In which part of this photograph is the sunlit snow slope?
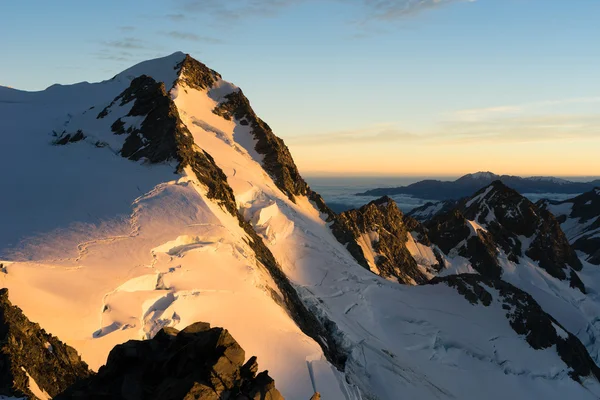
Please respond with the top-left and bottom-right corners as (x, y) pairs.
(2, 53), (600, 400)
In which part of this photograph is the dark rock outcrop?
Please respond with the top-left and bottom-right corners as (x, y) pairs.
(538, 188), (600, 265)
(427, 209), (503, 280)
(175, 54), (221, 91)
(425, 181), (584, 291)
(331, 197), (429, 284)
(211, 89), (334, 220)
(53, 129), (86, 145)
(96, 75), (184, 163)
(429, 274), (600, 383)
(55, 322), (283, 400)
(0, 289), (91, 399)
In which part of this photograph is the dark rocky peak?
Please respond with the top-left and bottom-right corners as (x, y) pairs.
(104, 75), (183, 163)
(55, 322), (287, 400)
(175, 54), (222, 91)
(426, 209), (503, 279)
(462, 181), (538, 237)
(0, 289), (91, 399)
(425, 182), (585, 290)
(331, 197), (429, 284)
(429, 274), (600, 383)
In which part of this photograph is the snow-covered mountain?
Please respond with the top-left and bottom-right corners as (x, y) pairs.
(538, 188), (600, 265)
(2, 52), (600, 399)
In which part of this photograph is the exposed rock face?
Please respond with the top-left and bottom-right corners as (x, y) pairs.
(175, 54), (221, 91)
(425, 181), (584, 291)
(0, 289), (91, 399)
(96, 75), (183, 163)
(427, 209), (503, 280)
(53, 129), (85, 145)
(428, 275), (600, 383)
(211, 88), (334, 220)
(538, 188), (600, 265)
(55, 322), (283, 400)
(331, 197), (429, 284)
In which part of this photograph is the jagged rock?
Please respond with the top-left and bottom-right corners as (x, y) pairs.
(538, 188), (600, 265)
(429, 274), (600, 383)
(210, 87), (334, 220)
(97, 75), (185, 163)
(55, 322), (284, 400)
(425, 181), (584, 291)
(0, 289), (91, 399)
(175, 54), (221, 91)
(331, 196), (428, 284)
(427, 209), (503, 280)
(53, 129), (86, 145)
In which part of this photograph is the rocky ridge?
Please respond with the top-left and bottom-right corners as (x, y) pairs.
(0, 289), (91, 399)
(538, 188), (600, 265)
(426, 181), (585, 291)
(331, 196), (430, 284)
(55, 322), (287, 400)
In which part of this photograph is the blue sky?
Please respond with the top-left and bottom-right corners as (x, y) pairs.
(2, 0), (599, 176)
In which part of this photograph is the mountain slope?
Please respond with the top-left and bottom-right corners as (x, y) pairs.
(2, 53), (600, 399)
(538, 188), (600, 265)
(357, 171), (597, 201)
(404, 182), (600, 365)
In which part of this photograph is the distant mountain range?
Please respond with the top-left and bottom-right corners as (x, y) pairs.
(357, 171), (600, 201)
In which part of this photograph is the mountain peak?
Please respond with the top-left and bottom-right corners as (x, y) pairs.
(459, 171), (499, 181)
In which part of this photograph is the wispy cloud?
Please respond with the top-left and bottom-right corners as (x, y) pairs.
(286, 123), (421, 146)
(167, 13), (187, 21)
(118, 26), (136, 32)
(162, 30), (224, 43)
(287, 110), (600, 148)
(102, 37), (147, 50)
(176, 0), (474, 21)
(362, 0), (476, 19)
(450, 97), (600, 122)
(439, 114), (600, 144)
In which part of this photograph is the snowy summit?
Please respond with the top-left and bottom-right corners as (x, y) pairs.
(1, 53), (600, 400)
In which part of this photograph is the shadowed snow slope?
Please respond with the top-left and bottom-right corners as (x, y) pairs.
(2, 53), (600, 400)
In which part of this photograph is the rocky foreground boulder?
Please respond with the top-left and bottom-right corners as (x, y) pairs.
(0, 288), (91, 399)
(55, 322), (286, 400)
